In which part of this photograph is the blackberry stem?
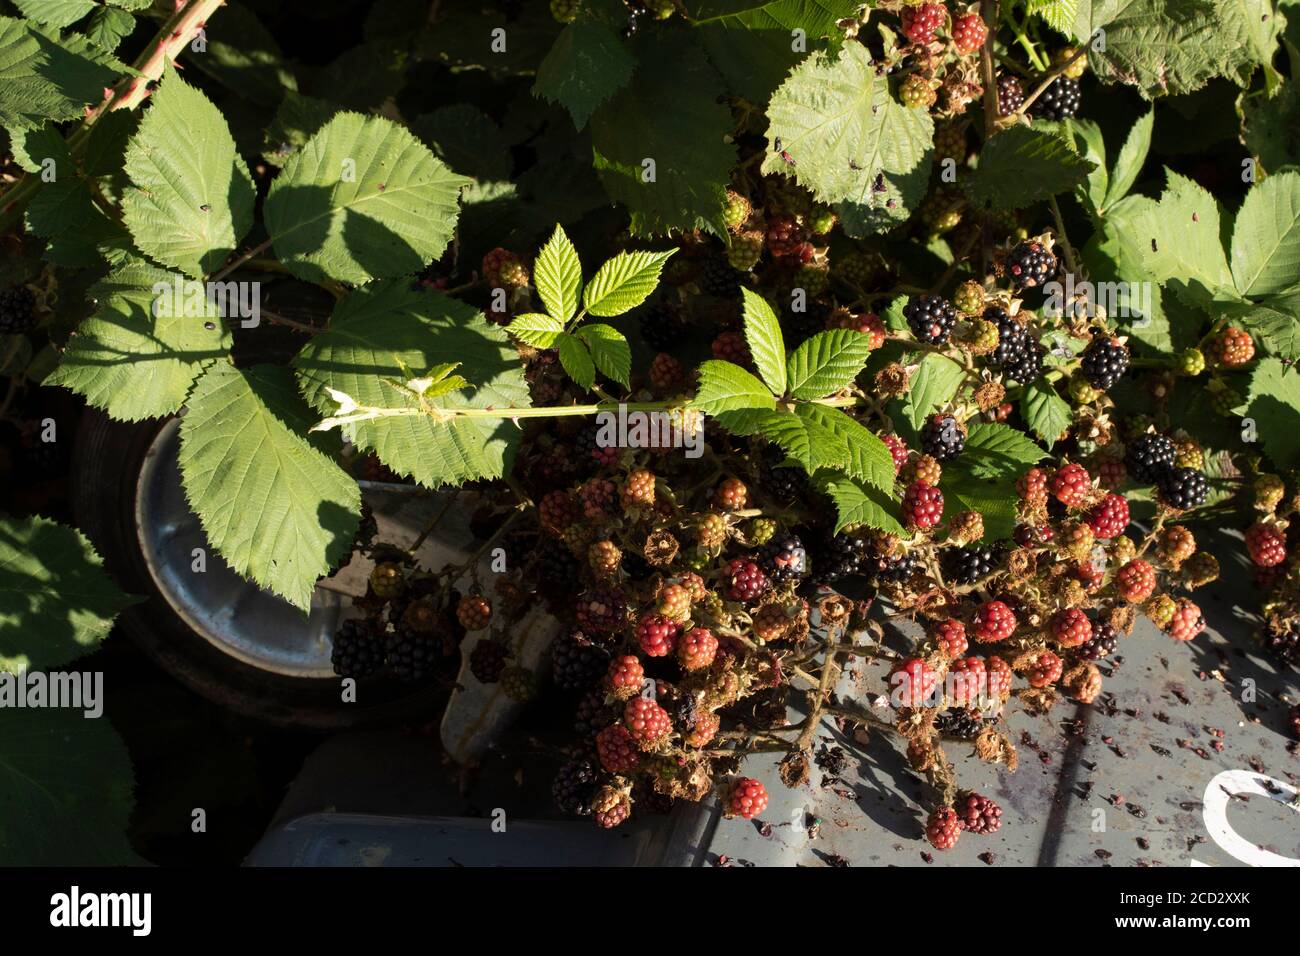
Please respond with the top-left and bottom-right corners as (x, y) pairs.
(1047, 195), (1079, 275)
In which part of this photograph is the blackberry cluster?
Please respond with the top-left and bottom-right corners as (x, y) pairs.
(0, 285), (37, 333)
(1005, 241), (1058, 289)
(903, 294), (957, 344)
(551, 632), (609, 692)
(330, 619), (385, 678)
(385, 627), (441, 682)
(996, 74), (1024, 116)
(1080, 335), (1130, 391)
(944, 545), (1000, 585)
(1125, 433), (1176, 484)
(1157, 467), (1209, 511)
(1030, 76), (1082, 120)
(640, 303), (689, 351)
(763, 535), (809, 583)
(700, 258), (743, 297)
(936, 707), (983, 740)
(921, 414), (965, 462)
(813, 534), (868, 585)
(553, 760), (598, 816)
(1078, 622), (1117, 660)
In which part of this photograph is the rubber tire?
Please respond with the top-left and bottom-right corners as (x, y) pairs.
(72, 408), (449, 729)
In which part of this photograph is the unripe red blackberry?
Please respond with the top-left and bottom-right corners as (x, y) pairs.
(1165, 598), (1205, 642)
(1017, 466), (1048, 503)
(948, 657), (986, 707)
(890, 657), (939, 708)
(1050, 607), (1092, 649)
(714, 477), (748, 511)
(538, 489), (577, 533)
(457, 594), (492, 630)
(1026, 649), (1063, 688)
(1245, 523), (1287, 567)
(902, 481), (944, 530)
(727, 778), (769, 819)
(595, 724), (641, 773)
(1215, 326), (1255, 367)
(711, 329), (751, 364)
(482, 247), (529, 289)
(1050, 462), (1091, 507)
(951, 13), (987, 54)
(901, 2), (945, 44)
(575, 587), (627, 633)
(926, 806), (961, 850)
(1115, 559), (1157, 603)
(624, 697), (672, 745)
(766, 215), (806, 258)
(932, 619), (968, 657)
(826, 308), (886, 349)
(954, 791), (1002, 834)
(648, 352), (685, 393)
(593, 785), (631, 828)
(881, 433), (909, 475)
(686, 711), (721, 748)
(1087, 493), (1129, 539)
(635, 613), (680, 658)
(973, 600), (1016, 642)
(985, 655), (1013, 697)
(678, 627), (718, 671)
(727, 559), (769, 602)
(606, 655), (645, 699)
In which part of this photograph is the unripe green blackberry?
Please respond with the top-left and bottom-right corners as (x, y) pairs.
(550, 0), (580, 22)
(1178, 347), (1205, 376)
(749, 517), (777, 546)
(501, 666), (537, 702)
(832, 246), (887, 289)
(722, 189), (751, 232)
(901, 74), (937, 110)
(1254, 474), (1285, 512)
(728, 228), (764, 271)
(962, 318), (999, 355)
(952, 280), (984, 315)
(921, 190), (963, 234)
(793, 262), (829, 297)
(1069, 376), (1099, 404)
(933, 125), (967, 164)
(697, 512), (727, 549)
(807, 206), (837, 235)
(1209, 382), (1244, 416)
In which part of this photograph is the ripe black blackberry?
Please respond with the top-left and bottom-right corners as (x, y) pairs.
(551, 632), (609, 692)
(986, 307), (1028, 369)
(535, 538), (580, 593)
(330, 619), (385, 678)
(757, 455), (809, 505)
(781, 300), (828, 345)
(921, 414), (965, 462)
(812, 533), (868, 585)
(1004, 340), (1045, 384)
(871, 548), (918, 583)
(944, 545), (1000, 585)
(1125, 433), (1176, 484)
(1030, 76), (1082, 120)
(700, 258), (742, 298)
(1080, 335), (1130, 391)
(763, 535), (809, 583)
(470, 638), (507, 683)
(639, 303), (688, 351)
(936, 707), (983, 740)
(574, 687), (618, 737)
(1005, 240), (1058, 288)
(384, 626), (440, 682)
(552, 759), (598, 816)
(903, 293), (957, 344)
(1264, 621), (1300, 665)
(0, 285), (37, 333)
(1157, 467), (1209, 510)
(1078, 622), (1117, 660)
(995, 74), (1024, 116)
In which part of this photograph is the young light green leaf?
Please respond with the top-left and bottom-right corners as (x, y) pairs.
(901, 352), (964, 430)
(797, 403), (896, 491)
(534, 224), (583, 323)
(45, 262), (231, 421)
(1230, 171), (1300, 298)
(179, 362), (361, 611)
(0, 514), (138, 673)
(1020, 378), (1073, 448)
(508, 312), (564, 348)
(264, 112), (470, 284)
(967, 125), (1095, 212)
(577, 323), (631, 388)
(294, 282), (531, 490)
(785, 329), (876, 400)
(1103, 109), (1154, 212)
(1246, 357), (1300, 468)
(691, 360), (777, 416)
(760, 406), (847, 473)
(815, 474), (905, 536)
(533, 22), (635, 130)
(582, 249), (676, 317)
(121, 68), (255, 278)
(740, 288), (786, 396)
(557, 332), (596, 391)
(962, 422), (1048, 479)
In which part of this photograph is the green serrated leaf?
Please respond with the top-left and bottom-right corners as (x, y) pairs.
(577, 323), (631, 388)
(740, 288), (786, 396)
(82, 5), (135, 53)
(121, 68), (255, 278)
(785, 329), (875, 400)
(508, 312), (565, 348)
(740, 406), (846, 473)
(963, 422), (1048, 478)
(1224, 292), (1300, 359)
(13, 0), (96, 29)
(535, 224), (583, 323)
(0, 17), (128, 130)
(0, 707), (140, 865)
(797, 404), (895, 490)
(815, 473), (905, 535)
(264, 112), (470, 284)
(295, 282), (531, 490)
(691, 360), (777, 415)
(1062, 118), (1107, 217)
(967, 125), (1095, 212)
(533, 22), (635, 130)
(1247, 356), (1300, 468)
(901, 352), (964, 430)
(180, 362), (361, 611)
(0, 514), (138, 673)
(582, 249), (675, 317)
(410, 103), (511, 182)
(1104, 109), (1154, 212)
(45, 262), (230, 421)
(590, 33), (736, 236)
(763, 41), (933, 231)
(1029, 0), (1081, 33)
(1020, 378), (1073, 448)
(941, 469), (1020, 541)
(1230, 171), (1300, 297)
